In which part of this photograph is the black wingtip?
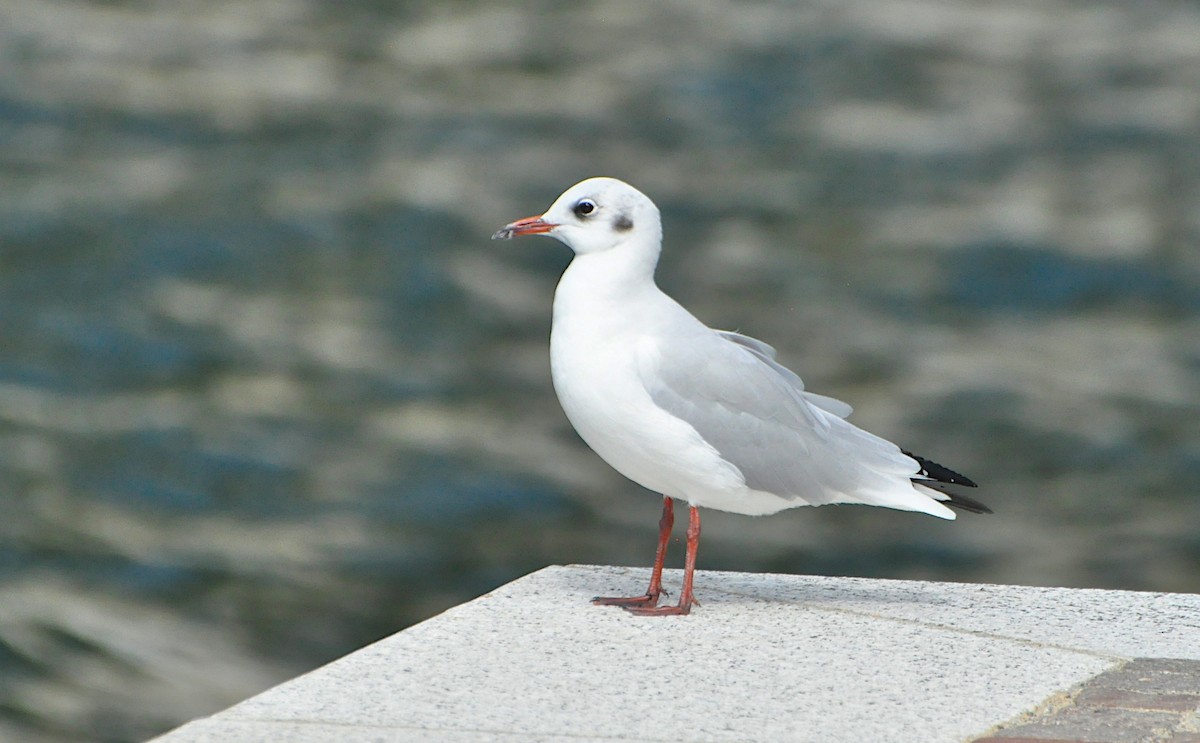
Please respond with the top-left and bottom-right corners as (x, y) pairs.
(902, 449), (978, 487)
(902, 449), (993, 515)
(942, 491), (994, 515)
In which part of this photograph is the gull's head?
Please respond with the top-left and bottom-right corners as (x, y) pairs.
(492, 177), (661, 255)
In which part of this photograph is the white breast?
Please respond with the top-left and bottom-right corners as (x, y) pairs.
(549, 265), (746, 504)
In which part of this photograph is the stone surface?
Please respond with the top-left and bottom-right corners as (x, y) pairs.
(152, 566), (1200, 743)
(979, 657), (1200, 742)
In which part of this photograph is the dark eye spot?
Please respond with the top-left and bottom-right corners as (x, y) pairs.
(613, 214), (634, 232)
(573, 199), (596, 218)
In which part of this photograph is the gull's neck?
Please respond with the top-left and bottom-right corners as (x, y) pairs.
(557, 232), (662, 304)
(551, 233), (668, 343)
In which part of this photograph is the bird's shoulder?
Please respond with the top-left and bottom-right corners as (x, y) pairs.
(635, 327), (854, 421)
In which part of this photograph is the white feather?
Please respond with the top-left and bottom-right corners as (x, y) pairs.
(533, 177), (957, 520)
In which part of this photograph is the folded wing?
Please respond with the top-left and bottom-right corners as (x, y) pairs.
(639, 329), (956, 518)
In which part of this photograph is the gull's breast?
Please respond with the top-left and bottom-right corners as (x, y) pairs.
(552, 332), (748, 506)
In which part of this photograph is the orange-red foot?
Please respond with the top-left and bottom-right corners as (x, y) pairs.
(592, 593), (661, 608)
(623, 601), (693, 616)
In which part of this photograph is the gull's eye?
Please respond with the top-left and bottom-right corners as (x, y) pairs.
(573, 199), (597, 218)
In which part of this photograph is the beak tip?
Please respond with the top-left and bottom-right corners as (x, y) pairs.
(492, 215), (555, 240)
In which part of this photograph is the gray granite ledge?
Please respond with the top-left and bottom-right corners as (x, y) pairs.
(152, 565), (1200, 743)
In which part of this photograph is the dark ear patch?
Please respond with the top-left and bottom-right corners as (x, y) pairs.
(613, 214), (634, 232)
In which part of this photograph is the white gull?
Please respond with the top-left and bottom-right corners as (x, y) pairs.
(494, 177), (989, 616)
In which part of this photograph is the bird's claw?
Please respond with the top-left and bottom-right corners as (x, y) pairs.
(591, 593), (661, 608)
(623, 603), (692, 616)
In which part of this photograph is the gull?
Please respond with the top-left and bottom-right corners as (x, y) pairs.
(493, 177), (990, 616)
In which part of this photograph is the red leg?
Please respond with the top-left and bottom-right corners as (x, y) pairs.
(625, 505), (701, 616)
(593, 496), (674, 608)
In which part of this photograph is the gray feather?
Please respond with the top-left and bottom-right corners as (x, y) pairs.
(639, 330), (914, 505)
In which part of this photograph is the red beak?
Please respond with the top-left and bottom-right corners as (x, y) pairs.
(492, 214), (557, 240)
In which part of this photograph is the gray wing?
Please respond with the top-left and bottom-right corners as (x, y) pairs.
(716, 331), (853, 419)
(639, 329), (916, 505)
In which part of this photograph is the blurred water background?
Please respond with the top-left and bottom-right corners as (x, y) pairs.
(1, 0), (1198, 740)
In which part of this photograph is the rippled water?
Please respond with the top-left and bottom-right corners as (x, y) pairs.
(2, 1), (1199, 740)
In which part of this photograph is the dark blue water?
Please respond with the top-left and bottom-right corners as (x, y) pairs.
(1, 2), (1198, 741)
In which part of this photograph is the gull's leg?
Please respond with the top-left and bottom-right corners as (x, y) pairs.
(592, 496), (673, 608)
(625, 505), (701, 616)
